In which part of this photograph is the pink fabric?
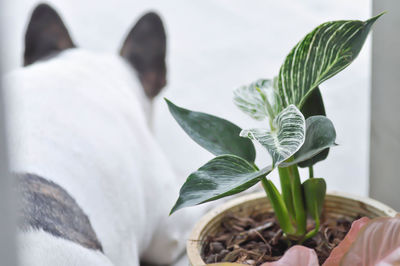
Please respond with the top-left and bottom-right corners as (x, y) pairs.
(323, 217), (370, 266)
(340, 216), (400, 266)
(261, 245), (319, 266)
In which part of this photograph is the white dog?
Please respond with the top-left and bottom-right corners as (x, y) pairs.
(4, 4), (203, 266)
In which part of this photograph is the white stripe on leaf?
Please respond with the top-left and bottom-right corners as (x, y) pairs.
(240, 105), (305, 166)
(233, 79), (279, 121)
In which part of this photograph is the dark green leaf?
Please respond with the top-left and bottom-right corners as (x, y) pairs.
(299, 88), (330, 167)
(165, 99), (256, 162)
(300, 87), (326, 119)
(298, 145), (330, 168)
(303, 178), (326, 220)
(170, 155), (272, 214)
(281, 116), (336, 167)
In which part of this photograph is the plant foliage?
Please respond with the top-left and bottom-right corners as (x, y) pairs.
(167, 14), (382, 243)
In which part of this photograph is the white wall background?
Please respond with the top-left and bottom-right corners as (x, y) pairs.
(1, 0), (372, 197)
(370, 0), (400, 211)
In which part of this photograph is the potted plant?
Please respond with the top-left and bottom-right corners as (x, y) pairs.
(166, 13), (397, 265)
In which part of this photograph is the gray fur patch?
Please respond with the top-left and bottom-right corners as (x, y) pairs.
(16, 173), (103, 252)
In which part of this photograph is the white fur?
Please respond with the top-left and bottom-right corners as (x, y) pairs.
(4, 49), (205, 265)
(18, 230), (114, 266)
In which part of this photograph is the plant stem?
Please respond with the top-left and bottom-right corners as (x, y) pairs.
(303, 205), (320, 242)
(278, 158), (306, 237)
(261, 177), (295, 235)
(288, 164), (306, 236)
(309, 166), (314, 178)
(278, 166), (295, 222)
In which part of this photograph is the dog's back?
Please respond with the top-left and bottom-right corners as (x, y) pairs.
(4, 4), (202, 265)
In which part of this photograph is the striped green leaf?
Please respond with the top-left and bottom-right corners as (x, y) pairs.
(240, 105), (305, 166)
(233, 79), (280, 121)
(277, 14), (382, 108)
(170, 155), (272, 214)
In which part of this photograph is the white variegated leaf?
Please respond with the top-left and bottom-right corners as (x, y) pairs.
(233, 79), (280, 121)
(277, 14), (382, 108)
(240, 105), (305, 166)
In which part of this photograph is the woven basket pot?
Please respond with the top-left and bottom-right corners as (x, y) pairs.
(187, 191), (397, 265)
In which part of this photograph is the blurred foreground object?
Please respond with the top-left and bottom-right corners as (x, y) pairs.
(0, 57), (17, 264)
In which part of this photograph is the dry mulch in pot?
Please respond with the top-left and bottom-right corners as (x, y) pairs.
(201, 211), (359, 265)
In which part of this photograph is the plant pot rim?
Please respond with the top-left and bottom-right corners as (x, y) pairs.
(187, 191), (397, 265)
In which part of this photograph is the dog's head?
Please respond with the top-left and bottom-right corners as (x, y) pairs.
(23, 3), (167, 99)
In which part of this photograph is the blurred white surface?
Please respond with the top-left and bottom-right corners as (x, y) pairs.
(1, 0), (371, 197)
(370, 0), (400, 211)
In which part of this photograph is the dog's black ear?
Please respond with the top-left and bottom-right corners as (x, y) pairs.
(120, 12), (167, 98)
(24, 3), (75, 66)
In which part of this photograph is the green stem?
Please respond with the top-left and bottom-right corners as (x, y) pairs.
(278, 167), (295, 222)
(303, 207), (320, 242)
(261, 177), (295, 235)
(288, 164), (306, 236)
(309, 166), (314, 178)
